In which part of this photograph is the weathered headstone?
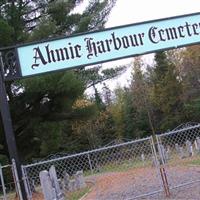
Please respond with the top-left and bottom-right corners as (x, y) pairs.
(39, 170), (57, 200)
(141, 153), (145, 166)
(175, 144), (185, 159)
(179, 147), (185, 159)
(69, 179), (76, 192)
(175, 143), (179, 153)
(63, 171), (70, 191)
(74, 170), (86, 189)
(49, 166), (64, 199)
(186, 140), (193, 157)
(166, 146), (170, 160)
(195, 137), (200, 152)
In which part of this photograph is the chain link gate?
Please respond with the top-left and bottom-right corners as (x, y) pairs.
(156, 124), (200, 199)
(22, 136), (166, 200)
(21, 124), (200, 200)
(0, 159), (23, 200)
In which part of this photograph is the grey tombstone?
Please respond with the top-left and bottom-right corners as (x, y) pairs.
(141, 153), (145, 166)
(74, 170), (86, 189)
(195, 137), (200, 152)
(63, 171), (70, 191)
(166, 146), (170, 160)
(141, 153), (145, 161)
(175, 144), (185, 159)
(175, 143), (179, 153)
(39, 170), (57, 200)
(69, 179), (76, 192)
(49, 166), (64, 200)
(186, 140), (193, 157)
(179, 147), (185, 159)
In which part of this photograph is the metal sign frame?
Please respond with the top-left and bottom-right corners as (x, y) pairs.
(2, 12), (200, 80)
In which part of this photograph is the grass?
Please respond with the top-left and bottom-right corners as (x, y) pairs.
(67, 186), (90, 200)
(187, 157), (200, 166)
(83, 157), (153, 177)
(163, 151), (200, 167)
(0, 192), (18, 200)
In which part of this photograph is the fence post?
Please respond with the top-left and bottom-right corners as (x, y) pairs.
(150, 136), (159, 167)
(155, 136), (170, 197)
(12, 159), (23, 200)
(150, 136), (164, 192)
(87, 153), (93, 174)
(156, 136), (165, 165)
(0, 164), (7, 200)
(21, 165), (32, 200)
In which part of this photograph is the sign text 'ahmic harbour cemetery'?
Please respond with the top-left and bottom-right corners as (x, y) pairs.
(17, 12), (200, 77)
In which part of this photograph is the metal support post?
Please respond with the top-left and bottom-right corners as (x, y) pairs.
(0, 54), (27, 200)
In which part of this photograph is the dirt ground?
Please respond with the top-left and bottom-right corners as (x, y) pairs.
(31, 165), (200, 200)
(82, 165), (200, 200)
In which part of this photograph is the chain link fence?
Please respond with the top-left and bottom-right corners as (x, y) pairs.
(157, 124), (200, 193)
(22, 136), (164, 200)
(0, 160), (23, 200)
(8, 123), (200, 199)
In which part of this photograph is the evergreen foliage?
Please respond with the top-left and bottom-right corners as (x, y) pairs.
(0, 1), (199, 163)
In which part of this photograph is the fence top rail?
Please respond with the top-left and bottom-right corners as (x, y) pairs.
(1, 164), (11, 168)
(22, 136), (151, 168)
(157, 124), (200, 138)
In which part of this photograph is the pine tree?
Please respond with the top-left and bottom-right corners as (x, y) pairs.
(150, 51), (183, 131)
(0, 0), (117, 161)
(130, 57), (155, 137)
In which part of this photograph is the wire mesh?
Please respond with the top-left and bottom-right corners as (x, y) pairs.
(157, 124), (200, 190)
(0, 164), (21, 200)
(22, 136), (163, 200)
(21, 124), (200, 199)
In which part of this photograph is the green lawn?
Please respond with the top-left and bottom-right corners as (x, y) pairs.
(67, 186), (90, 200)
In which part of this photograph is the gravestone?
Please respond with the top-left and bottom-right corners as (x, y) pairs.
(62, 170), (86, 192)
(186, 140), (193, 157)
(63, 171), (70, 191)
(195, 137), (200, 153)
(175, 144), (185, 159)
(49, 166), (64, 199)
(166, 146), (170, 160)
(69, 179), (76, 192)
(141, 153), (145, 166)
(39, 166), (64, 200)
(179, 147), (185, 159)
(74, 170), (86, 189)
(39, 170), (57, 200)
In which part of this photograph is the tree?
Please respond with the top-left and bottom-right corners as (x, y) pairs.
(110, 86), (126, 139)
(150, 51), (183, 131)
(178, 46), (200, 122)
(0, 0), (117, 162)
(102, 82), (112, 106)
(129, 57), (155, 137)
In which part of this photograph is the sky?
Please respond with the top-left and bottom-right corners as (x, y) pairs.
(106, 0), (200, 27)
(85, 0), (200, 93)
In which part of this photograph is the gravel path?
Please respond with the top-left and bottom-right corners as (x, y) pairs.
(83, 166), (200, 200)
